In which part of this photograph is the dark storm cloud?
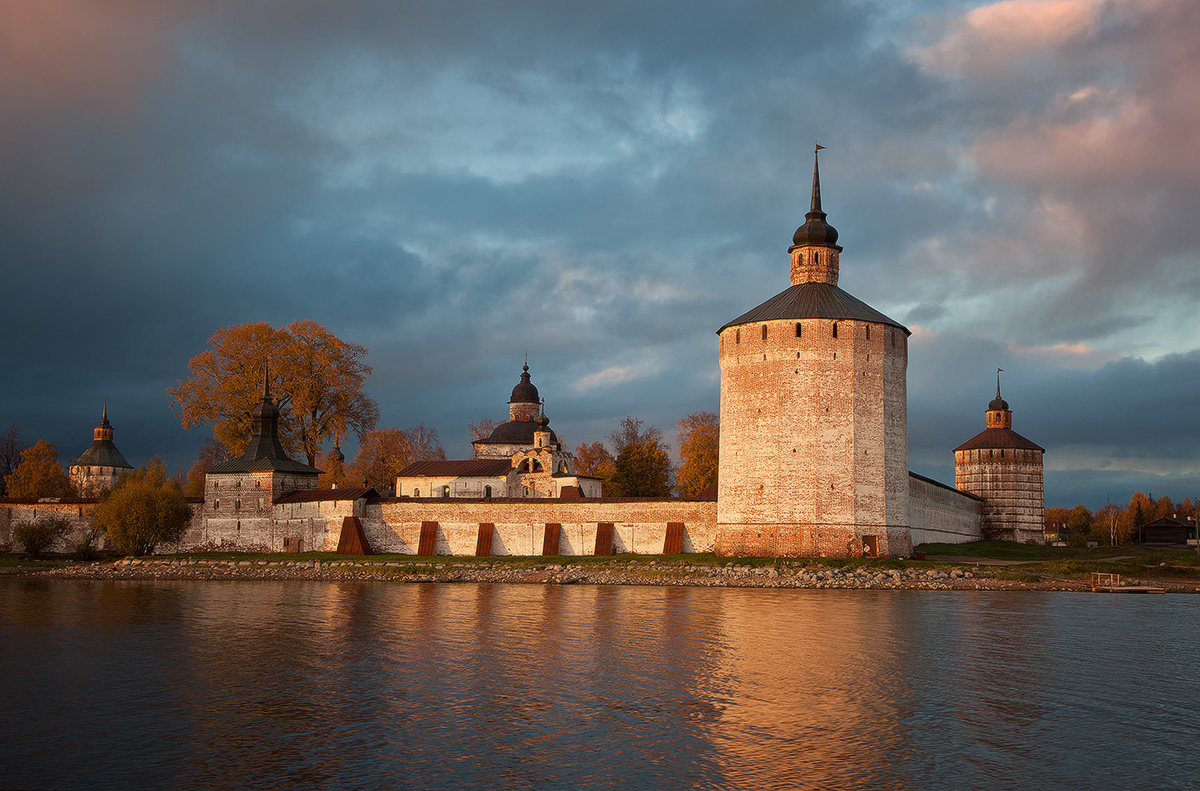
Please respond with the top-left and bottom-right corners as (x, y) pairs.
(1, 0), (1196, 505)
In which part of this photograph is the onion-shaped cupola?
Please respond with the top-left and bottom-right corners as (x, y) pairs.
(986, 369), (1012, 429)
(790, 146), (840, 250)
(787, 146), (844, 286)
(510, 363), (540, 405)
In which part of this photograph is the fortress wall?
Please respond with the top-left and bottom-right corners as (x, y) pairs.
(1, 498), (206, 554)
(955, 448), (1044, 543)
(907, 474), (982, 546)
(359, 498), (718, 557)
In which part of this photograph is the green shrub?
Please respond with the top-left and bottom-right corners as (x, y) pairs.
(13, 518), (72, 556)
(94, 478), (192, 556)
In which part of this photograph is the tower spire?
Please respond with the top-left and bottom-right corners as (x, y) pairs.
(810, 144), (826, 216)
(263, 363), (271, 399)
(101, 399), (109, 426)
(996, 368), (1004, 400)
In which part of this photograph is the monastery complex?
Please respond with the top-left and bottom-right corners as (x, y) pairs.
(1, 153), (1045, 557)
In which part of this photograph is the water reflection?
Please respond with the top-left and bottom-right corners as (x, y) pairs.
(2, 581), (1199, 790)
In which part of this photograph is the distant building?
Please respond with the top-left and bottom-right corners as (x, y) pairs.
(69, 403), (132, 496)
(396, 364), (602, 499)
(954, 379), (1045, 543)
(1139, 516), (1194, 547)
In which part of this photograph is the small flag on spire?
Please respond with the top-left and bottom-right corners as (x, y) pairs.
(815, 143), (827, 153)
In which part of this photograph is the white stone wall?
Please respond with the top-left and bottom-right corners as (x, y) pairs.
(907, 474), (983, 546)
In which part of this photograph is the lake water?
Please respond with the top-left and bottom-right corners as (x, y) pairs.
(2, 580), (1198, 790)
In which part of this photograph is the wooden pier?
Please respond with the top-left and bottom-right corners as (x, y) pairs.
(1091, 572), (1165, 594)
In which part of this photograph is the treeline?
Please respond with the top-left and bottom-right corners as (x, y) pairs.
(1045, 493), (1198, 546)
(571, 412), (718, 498)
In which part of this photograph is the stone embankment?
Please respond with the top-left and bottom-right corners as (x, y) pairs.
(14, 557), (1099, 591)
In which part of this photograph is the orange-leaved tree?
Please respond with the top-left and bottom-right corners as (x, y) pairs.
(676, 411), (718, 497)
(167, 320), (379, 465)
(5, 439), (76, 499)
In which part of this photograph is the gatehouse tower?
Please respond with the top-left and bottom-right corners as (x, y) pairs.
(715, 149), (912, 557)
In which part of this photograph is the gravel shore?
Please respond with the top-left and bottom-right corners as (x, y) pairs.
(0, 556), (1151, 591)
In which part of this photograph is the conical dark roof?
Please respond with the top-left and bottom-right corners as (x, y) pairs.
(207, 370), (320, 474)
(72, 403), (132, 469)
(719, 282), (909, 333)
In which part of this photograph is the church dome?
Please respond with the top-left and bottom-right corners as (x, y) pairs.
(510, 364), (540, 404)
(792, 213), (839, 247)
(989, 396), (1009, 412)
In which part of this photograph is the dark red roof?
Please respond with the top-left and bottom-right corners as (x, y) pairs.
(954, 427), (1044, 453)
(396, 459), (512, 477)
(275, 487), (377, 504)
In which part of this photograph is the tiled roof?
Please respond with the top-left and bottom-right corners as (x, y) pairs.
(72, 440), (132, 469)
(953, 428), (1045, 453)
(275, 487), (378, 504)
(719, 282), (909, 333)
(207, 455), (322, 475)
(396, 459), (513, 477)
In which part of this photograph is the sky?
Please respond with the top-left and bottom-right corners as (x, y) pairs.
(1, 0), (1197, 509)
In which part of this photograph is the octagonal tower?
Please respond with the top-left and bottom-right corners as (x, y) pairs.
(715, 149), (912, 558)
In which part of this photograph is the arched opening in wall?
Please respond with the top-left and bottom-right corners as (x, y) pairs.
(485, 485), (492, 498)
(235, 499), (241, 511)
(213, 500), (219, 511)
(518, 460), (530, 473)
(558, 463), (568, 474)
(866, 326), (871, 340)
(736, 328), (740, 343)
(531, 460), (544, 473)
(442, 486), (450, 498)
(414, 489), (420, 497)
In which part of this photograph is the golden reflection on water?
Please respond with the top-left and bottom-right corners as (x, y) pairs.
(4, 581), (1200, 790)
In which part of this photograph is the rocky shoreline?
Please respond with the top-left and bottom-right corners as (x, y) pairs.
(5, 555), (1180, 591)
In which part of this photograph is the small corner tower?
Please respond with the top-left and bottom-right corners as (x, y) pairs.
(70, 401), (133, 496)
(715, 147), (912, 558)
(954, 372), (1045, 543)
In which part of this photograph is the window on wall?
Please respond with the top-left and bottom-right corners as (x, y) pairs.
(736, 328), (740, 343)
(832, 323), (838, 338)
(795, 323), (802, 337)
(761, 325), (768, 340)
(213, 500), (219, 511)
(442, 486), (450, 498)
(866, 326), (871, 340)
(485, 485), (492, 498)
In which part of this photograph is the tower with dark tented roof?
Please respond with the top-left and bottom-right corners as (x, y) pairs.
(69, 402), (134, 496)
(715, 148), (912, 558)
(202, 370), (320, 549)
(954, 375), (1045, 543)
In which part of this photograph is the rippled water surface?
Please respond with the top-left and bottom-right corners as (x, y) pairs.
(2, 580), (1198, 790)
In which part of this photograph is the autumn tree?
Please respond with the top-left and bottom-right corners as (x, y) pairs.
(94, 461), (192, 556)
(183, 438), (230, 497)
(167, 320), (379, 466)
(468, 418), (500, 442)
(1118, 491), (1153, 544)
(347, 425), (444, 493)
(1066, 504), (1094, 545)
(573, 440), (615, 493)
(5, 439), (76, 499)
(406, 424), (446, 464)
(610, 440), (673, 497)
(608, 416), (663, 455)
(0, 423), (26, 497)
(318, 446), (352, 490)
(676, 411), (718, 497)
(1043, 507), (1070, 537)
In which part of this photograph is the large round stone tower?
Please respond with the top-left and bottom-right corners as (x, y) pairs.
(715, 149), (912, 558)
(953, 375), (1045, 543)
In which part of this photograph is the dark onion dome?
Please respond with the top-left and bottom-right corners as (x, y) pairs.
(473, 420), (559, 446)
(791, 148), (840, 249)
(535, 412), (550, 430)
(989, 395), (1010, 412)
(718, 282), (909, 333)
(509, 364), (540, 404)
